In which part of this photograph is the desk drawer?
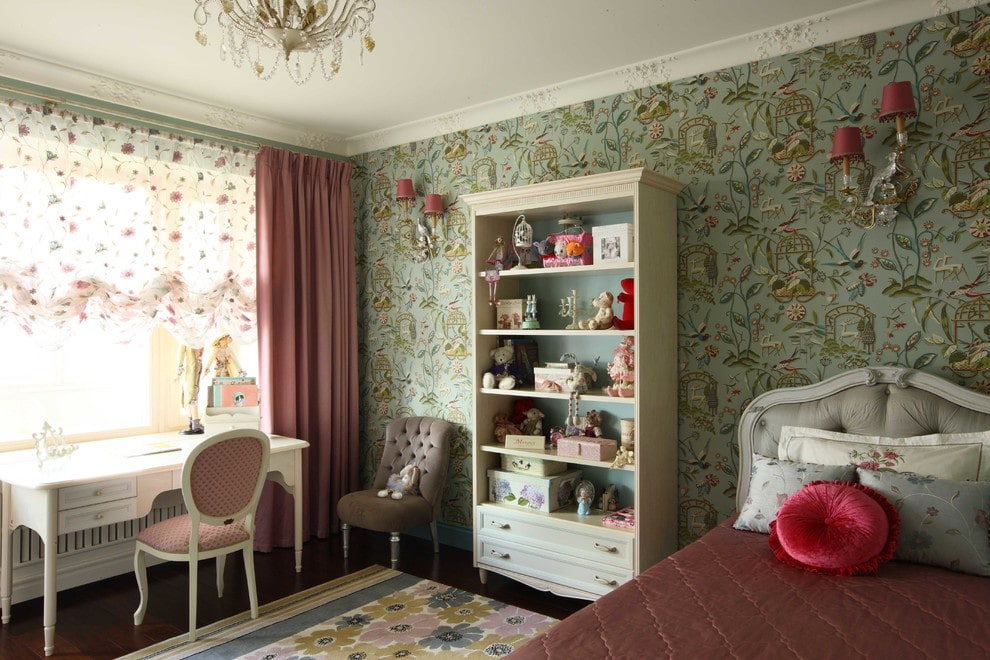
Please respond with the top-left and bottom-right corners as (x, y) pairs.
(58, 477), (137, 511)
(58, 497), (138, 534)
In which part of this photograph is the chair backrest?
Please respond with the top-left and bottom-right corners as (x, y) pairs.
(181, 429), (270, 527)
(374, 417), (454, 510)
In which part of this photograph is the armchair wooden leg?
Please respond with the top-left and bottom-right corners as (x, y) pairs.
(390, 532), (400, 569)
(430, 520), (439, 553)
(341, 523), (350, 559)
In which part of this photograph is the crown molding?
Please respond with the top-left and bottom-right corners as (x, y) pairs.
(344, 0), (984, 155)
(0, 0), (981, 157)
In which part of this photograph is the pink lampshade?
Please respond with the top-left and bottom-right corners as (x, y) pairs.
(879, 81), (916, 122)
(829, 126), (864, 164)
(424, 193), (443, 215)
(396, 178), (415, 201)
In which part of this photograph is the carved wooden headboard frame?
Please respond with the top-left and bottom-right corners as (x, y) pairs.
(736, 366), (990, 512)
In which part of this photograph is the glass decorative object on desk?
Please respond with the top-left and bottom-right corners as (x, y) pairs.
(33, 421), (78, 469)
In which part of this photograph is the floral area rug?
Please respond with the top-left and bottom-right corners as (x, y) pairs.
(119, 564), (557, 659)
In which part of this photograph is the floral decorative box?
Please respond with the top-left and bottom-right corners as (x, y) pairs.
(487, 468), (581, 512)
(501, 453), (568, 476)
(495, 298), (524, 329)
(557, 436), (618, 462)
(533, 366), (573, 393)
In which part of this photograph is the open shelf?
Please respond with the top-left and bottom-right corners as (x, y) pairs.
(478, 262), (634, 279)
(480, 386), (635, 405)
(480, 442), (634, 471)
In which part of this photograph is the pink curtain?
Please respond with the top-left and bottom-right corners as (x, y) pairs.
(253, 146), (358, 550)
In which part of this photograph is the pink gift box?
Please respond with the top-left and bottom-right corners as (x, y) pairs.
(556, 436), (618, 461)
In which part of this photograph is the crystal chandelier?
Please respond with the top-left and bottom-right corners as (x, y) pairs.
(193, 0), (376, 84)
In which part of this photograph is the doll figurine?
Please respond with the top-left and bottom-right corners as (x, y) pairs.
(204, 334), (245, 380)
(175, 345), (204, 435)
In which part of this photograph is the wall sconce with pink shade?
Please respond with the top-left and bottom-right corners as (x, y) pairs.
(395, 178), (444, 261)
(830, 80), (921, 229)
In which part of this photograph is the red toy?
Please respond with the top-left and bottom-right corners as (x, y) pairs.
(612, 278), (635, 330)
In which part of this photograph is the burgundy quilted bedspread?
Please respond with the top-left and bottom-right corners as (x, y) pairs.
(513, 520), (990, 659)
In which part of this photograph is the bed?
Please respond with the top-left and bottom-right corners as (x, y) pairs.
(513, 367), (990, 658)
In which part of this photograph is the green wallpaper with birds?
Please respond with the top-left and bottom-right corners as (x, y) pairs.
(352, 6), (990, 544)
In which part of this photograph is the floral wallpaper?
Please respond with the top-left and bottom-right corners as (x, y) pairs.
(352, 6), (990, 544)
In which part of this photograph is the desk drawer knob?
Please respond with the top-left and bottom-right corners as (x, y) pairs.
(489, 550), (510, 560)
(594, 576), (618, 586)
(594, 542), (617, 553)
(95, 513), (104, 520)
(490, 521), (510, 529)
(96, 489), (105, 496)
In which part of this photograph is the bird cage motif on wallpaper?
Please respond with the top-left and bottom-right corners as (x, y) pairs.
(770, 232), (816, 301)
(680, 499), (719, 545)
(772, 94), (816, 164)
(777, 371), (812, 388)
(444, 208), (466, 242)
(679, 371), (718, 416)
(371, 264), (393, 311)
(948, 135), (990, 219)
(531, 144), (559, 178)
(472, 157), (497, 191)
(443, 309), (468, 358)
(679, 244), (717, 286)
(950, 298), (990, 376)
(373, 174), (391, 201)
(371, 354), (394, 402)
(396, 312), (417, 348)
(825, 305), (876, 352)
(678, 116), (716, 157)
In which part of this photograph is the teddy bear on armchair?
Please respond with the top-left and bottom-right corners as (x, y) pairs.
(377, 464), (421, 500)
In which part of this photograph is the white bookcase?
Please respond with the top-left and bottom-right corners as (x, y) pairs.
(463, 168), (682, 600)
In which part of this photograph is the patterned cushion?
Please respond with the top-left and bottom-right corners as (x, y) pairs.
(733, 454), (857, 534)
(857, 468), (990, 576)
(137, 514), (249, 554)
(780, 426), (990, 479)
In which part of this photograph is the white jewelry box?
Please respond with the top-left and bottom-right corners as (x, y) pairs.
(592, 223), (634, 264)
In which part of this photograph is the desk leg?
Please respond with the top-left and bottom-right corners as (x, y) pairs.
(1, 482), (11, 624)
(294, 448), (303, 573)
(42, 491), (57, 656)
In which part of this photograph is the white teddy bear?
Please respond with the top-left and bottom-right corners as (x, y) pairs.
(578, 291), (615, 330)
(377, 464), (421, 500)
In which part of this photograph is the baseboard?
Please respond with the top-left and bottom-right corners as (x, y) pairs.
(402, 522), (472, 551)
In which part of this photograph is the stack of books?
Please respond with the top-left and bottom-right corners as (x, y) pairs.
(602, 506), (635, 529)
(209, 376), (259, 408)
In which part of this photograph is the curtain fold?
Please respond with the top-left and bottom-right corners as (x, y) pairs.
(253, 146), (357, 549)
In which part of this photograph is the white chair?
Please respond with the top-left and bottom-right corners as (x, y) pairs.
(133, 429), (270, 641)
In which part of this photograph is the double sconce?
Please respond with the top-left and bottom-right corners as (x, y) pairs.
(829, 81), (919, 229)
(396, 178), (444, 261)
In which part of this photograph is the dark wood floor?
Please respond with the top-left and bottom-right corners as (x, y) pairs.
(0, 529), (586, 658)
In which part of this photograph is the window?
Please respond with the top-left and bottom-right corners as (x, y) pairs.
(0, 324), (258, 448)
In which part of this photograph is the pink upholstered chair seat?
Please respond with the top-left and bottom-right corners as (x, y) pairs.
(137, 514), (249, 554)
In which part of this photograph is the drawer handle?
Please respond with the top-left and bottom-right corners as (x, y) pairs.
(96, 489), (105, 496)
(95, 514), (104, 520)
(594, 576), (618, 586)
(490, 521), (510, 529)
(594, 542), (617, 553)
(489, 550), (510, 560)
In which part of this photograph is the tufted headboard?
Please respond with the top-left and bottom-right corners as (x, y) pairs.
(736, 367), (990, 512)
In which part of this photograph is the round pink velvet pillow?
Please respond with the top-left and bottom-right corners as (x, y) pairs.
(769, 480), (899, 576)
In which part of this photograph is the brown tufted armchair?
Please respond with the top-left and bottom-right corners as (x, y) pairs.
(337, 416), (455, 568)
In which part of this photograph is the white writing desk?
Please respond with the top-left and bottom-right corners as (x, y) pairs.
(0, 432), (309, 656)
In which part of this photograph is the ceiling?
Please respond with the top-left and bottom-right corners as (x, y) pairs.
(0, 0), (963, 155)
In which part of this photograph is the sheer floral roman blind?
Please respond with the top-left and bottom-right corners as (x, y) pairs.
(0, 98), (257, 348)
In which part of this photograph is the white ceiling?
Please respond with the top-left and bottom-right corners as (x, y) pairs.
(0, 0), (973, 155)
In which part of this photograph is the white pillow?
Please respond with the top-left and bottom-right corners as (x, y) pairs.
(779, 431), (982, 481)
(779, 426), (990, 478)
(734, 454), (857, 534)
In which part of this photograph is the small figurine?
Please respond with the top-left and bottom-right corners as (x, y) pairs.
(583, 409), (603, 438)
(576, 480), (595, 515)
(612, 446), (635, 468)
(520, 408), (545, 436)
(612, 278), (635, 331)
(522, 294), (540, 329)
(605, 336), (635, 397)
(176, 344), (205, 435)
(599, 484), (618, 512)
